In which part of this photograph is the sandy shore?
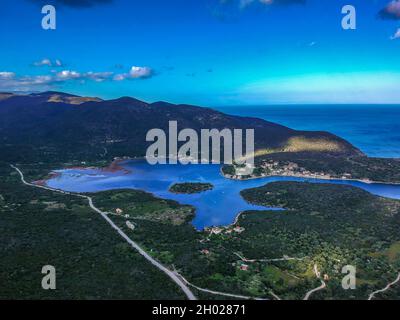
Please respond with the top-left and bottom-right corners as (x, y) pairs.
(64, 159), (132, 174)
(33, 171), (62, 186)
(34, 158), (135, 187)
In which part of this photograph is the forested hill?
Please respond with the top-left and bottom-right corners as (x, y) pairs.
(0, 91), (362, 163)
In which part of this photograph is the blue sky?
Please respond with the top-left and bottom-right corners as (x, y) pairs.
(0, 0), (400, 105)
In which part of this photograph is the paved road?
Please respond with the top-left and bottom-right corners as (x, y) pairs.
(303, 264), (326, 300)
(368, 272), (400, 300)
(234, 252), (306, 263)
(176, 271), (269, 300)
(10, 164), (197, 300)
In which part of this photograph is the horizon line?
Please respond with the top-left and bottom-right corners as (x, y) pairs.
(2, 90), (400, 107)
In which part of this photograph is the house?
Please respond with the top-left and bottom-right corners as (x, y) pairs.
(324, 274), (330, 281)
(126, 221), (135, 231)
(240, 264), (249, 271)
(233, 226), (245, 233)
(201, 249), (210, 255)
(115, 208), (123, 214)
(210, 227), (223, 235)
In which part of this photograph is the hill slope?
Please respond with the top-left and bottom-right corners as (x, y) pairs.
(0, 91), (362, 163)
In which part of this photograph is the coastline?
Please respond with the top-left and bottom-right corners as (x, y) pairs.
(38, 156), (400, 188)
(34, 157), (400, 232)
(33, 171), (62, 186)
(227, 205), (286, 230)
(220, 167), (400, 186)
(99, 158), (132, 174)
(35, 157), (136, 187)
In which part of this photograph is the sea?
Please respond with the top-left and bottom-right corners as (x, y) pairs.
(215, 105), (400, 158)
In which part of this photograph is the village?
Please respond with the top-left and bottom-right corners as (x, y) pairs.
(260, 160), (358, 181)
(227, 159), (356, 181)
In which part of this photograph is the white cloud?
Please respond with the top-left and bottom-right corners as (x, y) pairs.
(33, 58), (63, 67)
(56, 70), (82, 80)
(130, 66), (153, 78)
(85, 71), (114, 82)
(54, 70), (113, 82)
(113, 74), (126, 81)
(0, 74), (54, 91)
(114, 66), (154, 81)
(0, 72), (16, 79)
(390, 28), (400, 40)
(1, 65), (155, 92)
(34, 59), (52, 67)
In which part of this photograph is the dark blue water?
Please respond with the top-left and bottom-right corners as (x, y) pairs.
(47, 160), (400, 230)
(215, 105), (400, 158)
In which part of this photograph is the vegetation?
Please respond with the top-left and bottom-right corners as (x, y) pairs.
(169, 183), (213, 194)
(2, 91), (400, 300)
(92, 189), (194, 225)
(0, 163), (185, 299)
(0, 92), (359, 165)
(223, 152), (400, 183)
(89, 180), (400, 300)
(2, 160), (400, 300)
(238, 181), (400, 299)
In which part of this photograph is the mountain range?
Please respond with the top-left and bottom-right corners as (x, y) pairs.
(0, 91), (362, 163)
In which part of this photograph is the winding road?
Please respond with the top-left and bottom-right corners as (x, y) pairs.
(303, 264), (326, 300)
(234, 252), (306, 263)
(176, 271), (270, 300)
(10, 165), (197, 301)
(368, 272), (400, 300)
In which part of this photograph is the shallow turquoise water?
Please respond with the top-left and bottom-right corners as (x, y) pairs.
(47, 160), (400, 230)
